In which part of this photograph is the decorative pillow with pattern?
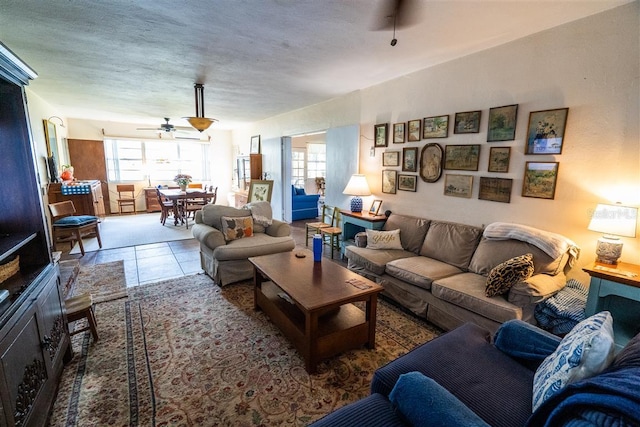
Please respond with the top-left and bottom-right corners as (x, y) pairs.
(365, 229), (403, 250)
(221, 216), (254, 241)
(532, 311), (615, 411)
(485, 253), (534, 297)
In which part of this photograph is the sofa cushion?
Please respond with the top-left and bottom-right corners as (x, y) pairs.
(485, 253), (534, 297)
(221, 216), (253, 241)
(468, 237), (568, 277)
(612, 331), (640, 369)
(213, 233), (296, 261)
(383, 214), (430, 254)
(201, 205), (251, 230)
(345, 245), (416, 276)
(386, 256), (463, 291)
(246, 201), (273, 232)
(366, 229), (403, 250)
(432, 273), (522, 323)
(419, 221), (482, 270)
(532, 311), (615, 411)
(508, 272), (567, 306)
(308, 393), (405, 427)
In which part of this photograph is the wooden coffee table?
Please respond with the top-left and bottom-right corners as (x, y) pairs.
(249, 250), (383, 373)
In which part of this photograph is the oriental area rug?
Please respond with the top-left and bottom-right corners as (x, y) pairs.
(49, 261), (441, 426)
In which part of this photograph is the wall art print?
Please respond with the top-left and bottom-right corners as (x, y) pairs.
(454, 110), (481, 134)
(522, 162), (559, 199)
(407, 119), (421, 142)
(419, 143), (443, 183)
(479, 177), (513, 203)
(393, 122), (405, 143)
(444, 174), (473, 198)
(525, 108), (568, 154)
(382, 170), (397, 194)
(444, 144), (480, 171)
(375, 123), (389, 147)
(487, 104), (518, 142)
(487, 146), (511, 173)
(423, 115), (449, 138)
(398, 174), (417, 192)
(382, 151), (400, 167)
(402, 147), (418, 172)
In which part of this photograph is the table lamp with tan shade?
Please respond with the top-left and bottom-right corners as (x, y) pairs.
(588, 203), (638, 265)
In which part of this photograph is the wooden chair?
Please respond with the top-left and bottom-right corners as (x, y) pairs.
(65, 293), (99, 341)
(156, 188), (174, 226)
(320, 208), (342, 259)
(187, 183), (203, 189)
(49, 200), (102, 256)
(116, 184), (136, 215)
(305, 204), (336, 246)
(183, 190), (209, 229)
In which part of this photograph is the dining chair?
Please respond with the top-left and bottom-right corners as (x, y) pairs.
(188, 183), (203, 189)
(116, 184), (136, 215)
(65, 293), (99, 341)
(207, 186), (218, 205)
(305, 204), (335, 246)
(183, 190), (209, 229)
(320, 207), (342, 259)
(48, 200), (102, 256)
(156, 188), (174, 226)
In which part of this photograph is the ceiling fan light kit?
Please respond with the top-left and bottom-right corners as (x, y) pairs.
(184, 83), (217, 132)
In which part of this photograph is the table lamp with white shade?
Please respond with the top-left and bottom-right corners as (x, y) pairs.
(343, 174), (371, 213)
(587, 203), (638, 264)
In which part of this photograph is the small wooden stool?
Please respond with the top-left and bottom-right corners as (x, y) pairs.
(65, 293), (99, 342)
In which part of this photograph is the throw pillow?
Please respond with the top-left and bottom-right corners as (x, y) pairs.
(246, 201), (273, 228)
(365, 229), (403, 250)
(485, 253), (534, 297)
(532, 311), (615, 412)
(221, 216), (253, 241)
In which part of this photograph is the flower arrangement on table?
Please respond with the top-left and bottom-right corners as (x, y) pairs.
(174, 174), (192, 189)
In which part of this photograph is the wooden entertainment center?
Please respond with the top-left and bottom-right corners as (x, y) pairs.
(0, 42), (71, 426)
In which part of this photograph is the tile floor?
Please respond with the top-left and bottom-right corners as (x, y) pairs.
(65, 218), (345, 287)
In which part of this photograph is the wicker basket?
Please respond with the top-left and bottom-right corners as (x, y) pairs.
(0, 255), (19, 283)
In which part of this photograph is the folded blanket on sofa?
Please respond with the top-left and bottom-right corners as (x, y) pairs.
(535, 279), (588, 335)
(484, 222), (580, 267)
(527, 366), (640, 427)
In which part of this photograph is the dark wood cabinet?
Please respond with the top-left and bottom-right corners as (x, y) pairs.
(47, 180), (106, 217)
(0, 42), (70, 426)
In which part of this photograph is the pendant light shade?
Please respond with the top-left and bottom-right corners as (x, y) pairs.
(184, 83), (217, 132)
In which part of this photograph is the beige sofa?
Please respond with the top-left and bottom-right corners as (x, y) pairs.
(345, 214), (579, 334)
(192, 202), (296, 286)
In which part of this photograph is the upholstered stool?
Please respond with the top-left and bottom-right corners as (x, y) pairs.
(65, 293), (99, 341)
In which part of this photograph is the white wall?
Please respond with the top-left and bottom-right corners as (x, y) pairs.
(233, 3), (640, 284)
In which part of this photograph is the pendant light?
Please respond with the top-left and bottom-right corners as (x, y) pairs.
(184, 83), (217, 132)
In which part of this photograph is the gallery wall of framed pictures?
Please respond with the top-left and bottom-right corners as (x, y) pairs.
(373, 104), (568, 202)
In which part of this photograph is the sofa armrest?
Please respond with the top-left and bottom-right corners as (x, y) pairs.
(265, 219), (291, 237)
(493, 320), (561, 369)
(191, 223), (226, 250)
(508, 272), (567, 306)
(354, 232), (367, 247)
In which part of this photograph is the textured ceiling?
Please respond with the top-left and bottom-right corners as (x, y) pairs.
(0, 0), (630, 129)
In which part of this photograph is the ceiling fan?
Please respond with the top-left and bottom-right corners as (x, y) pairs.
(370, 0), (420, 46)
(137, 118), (192, 133)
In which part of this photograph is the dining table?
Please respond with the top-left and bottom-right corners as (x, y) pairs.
(158, 188), (215, 227)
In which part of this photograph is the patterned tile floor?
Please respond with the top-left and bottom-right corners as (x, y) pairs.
(61, 217), (344, 287)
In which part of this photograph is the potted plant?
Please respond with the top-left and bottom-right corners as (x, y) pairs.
(174, 174), (192, 191)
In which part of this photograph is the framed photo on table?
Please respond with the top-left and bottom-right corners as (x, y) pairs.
(369, 199), (383, 215)
(250, 135), (261, 154)
(248, 179), (273, 202)
(525, 108), (569, 154)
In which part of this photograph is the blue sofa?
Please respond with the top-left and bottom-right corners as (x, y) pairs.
(292, 186), (319, 221)
(309, 319), (640, 427)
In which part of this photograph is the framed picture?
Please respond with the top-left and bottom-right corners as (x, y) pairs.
(444, 144), (480, 171)
(479, 177), (513, 203)
(248, 179), (273, 203)
(250, 135), (261, 154)
(419, 143), (443, 183)
(369, 199), (383, 215)
(402, 147), (418, 172)
(522, 162), (559, 200)
(444, 174), (473, 198)
(525, 108), (569, 154)
(393, 123), (405, 143)
(398, 174), (417, 192)
(487, 147), (511, 173)
(382, 170), (397, 194)
(423, 115), (449, 139)
(382, 151), (400, 167)
(407, 119), (421, 142)
(43, 119), (59, 160)
(374, 123), (389, 147)
(454, 110), (481, 134)
(487, 104), (518, 142)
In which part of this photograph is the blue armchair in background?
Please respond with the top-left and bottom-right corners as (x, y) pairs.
(292, 185), (320, 221)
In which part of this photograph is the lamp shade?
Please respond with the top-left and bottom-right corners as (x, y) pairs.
(343, 174), (371, 213)
(588, 203), (638, 238)
(342, 174), (371, 196)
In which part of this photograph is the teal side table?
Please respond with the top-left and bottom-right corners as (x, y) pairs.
(583, 261), (640, 351)
(340, 210), (387, 256)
